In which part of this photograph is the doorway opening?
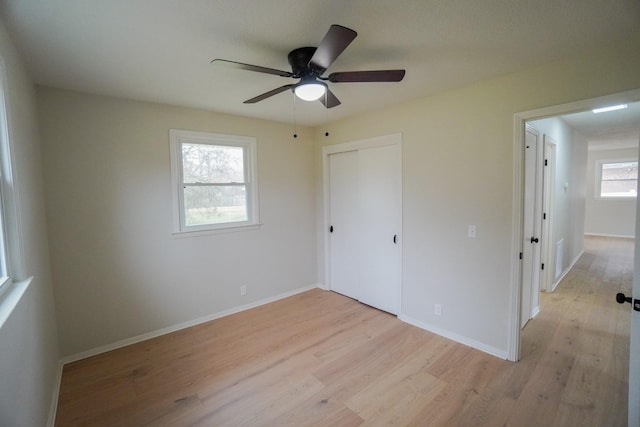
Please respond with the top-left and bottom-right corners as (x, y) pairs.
(509, 88), (640, 361)
(510, 88), (640, 424)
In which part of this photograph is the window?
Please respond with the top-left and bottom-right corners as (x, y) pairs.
(0, 67), (12, 295)
(596, 160), (638, 199)
(170, 130), (259, 234)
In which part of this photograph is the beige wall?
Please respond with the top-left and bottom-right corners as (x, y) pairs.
(0, 19), (60, 427)
(314, 35), (640, 355)
(38, 88), (317, 357)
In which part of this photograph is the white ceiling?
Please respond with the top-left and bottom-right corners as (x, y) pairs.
(0, 0), (639, 129)
(561, 102), (640, 150)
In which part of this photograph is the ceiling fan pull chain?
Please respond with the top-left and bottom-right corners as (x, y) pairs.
(292, 92), (298, 139)
(324, 90), (330, 137)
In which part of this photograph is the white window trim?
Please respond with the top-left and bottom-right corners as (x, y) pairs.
(169, 129), (259, 236)
(594, 158), (638, 200)
(0, 61), (18, 298)
(0, 57), (28, 321)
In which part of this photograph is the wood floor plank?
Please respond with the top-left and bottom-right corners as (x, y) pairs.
(55, 236), (632, 426)
(344, 342), (448, 425)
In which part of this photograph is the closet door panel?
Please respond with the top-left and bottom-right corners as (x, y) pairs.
(357, 144), (401, 314)
(329, 150), (361, 300)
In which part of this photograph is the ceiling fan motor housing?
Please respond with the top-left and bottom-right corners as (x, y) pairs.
(288, 47), (320, 78)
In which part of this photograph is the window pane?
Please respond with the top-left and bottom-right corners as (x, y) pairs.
(182, 143), (244, 184)
(602, 161), (638, 181)
(183, 185), (248, 226)
(601, 180), (638, 197)
(600, 161), (638, 197)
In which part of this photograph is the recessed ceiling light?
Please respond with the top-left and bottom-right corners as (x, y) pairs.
(592, 104), (628, 114)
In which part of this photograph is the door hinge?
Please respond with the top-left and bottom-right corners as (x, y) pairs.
(519, 252), (523, 260)
(545, 159), (548, 166)
(543, 213), (547, 220)
(541, 263), (545, 270)
(329, 225), (334, 233)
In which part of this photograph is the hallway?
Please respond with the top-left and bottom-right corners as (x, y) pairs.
(516, 236), (632, 426)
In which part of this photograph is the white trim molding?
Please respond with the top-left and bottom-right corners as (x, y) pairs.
(46, 361), (64, 427)
(400, 314), (508, 360)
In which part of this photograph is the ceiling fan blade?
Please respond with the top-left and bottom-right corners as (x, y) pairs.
(244, 84), (295, 104)
(327, 69), (406, 83)
(308, 25), (357, 74)
(319, 88), (341, 108)
(211, 59), (293, 77)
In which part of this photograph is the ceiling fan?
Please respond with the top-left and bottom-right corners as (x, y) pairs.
(211, 25), (406, 108)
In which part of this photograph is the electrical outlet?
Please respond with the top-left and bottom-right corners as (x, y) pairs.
(435, 304), (442, 316)
(240, 285), (247, 296)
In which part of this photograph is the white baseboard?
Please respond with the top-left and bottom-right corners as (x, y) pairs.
(584, 232), (635, 239)
(530, 306), (540, 319)
(61, 284), (320, 365)
(47, 361), (64, 427)
(399, 314), (508, 360)
(547, 249), (584, 293)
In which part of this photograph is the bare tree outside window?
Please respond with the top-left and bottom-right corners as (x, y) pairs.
(170, 130), (258, 234)
(182, 143), (247, 226)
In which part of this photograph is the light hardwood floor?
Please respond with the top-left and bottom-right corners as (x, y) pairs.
(55, 236), (632, 426)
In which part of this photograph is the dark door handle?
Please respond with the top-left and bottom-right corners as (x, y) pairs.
(616, 292), (632, 304)
(530, 237), (539, 244)
(393, 235), (397, 244)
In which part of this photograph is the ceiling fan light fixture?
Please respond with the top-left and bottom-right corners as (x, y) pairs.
(294, 81), (326, 101)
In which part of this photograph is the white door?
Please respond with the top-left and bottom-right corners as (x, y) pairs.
(522, 125), (543, 327)
(357, 144), (402, 314)
(630, 241), (640, 426)
(328, 141), (402, 315)
(329, 150), (360, 300)
(629, 149), (640, 426)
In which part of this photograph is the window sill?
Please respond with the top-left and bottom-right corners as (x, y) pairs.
(0, 277), (32, 329)
(172, 223), (262, 239)
(594, 197), (637, 201)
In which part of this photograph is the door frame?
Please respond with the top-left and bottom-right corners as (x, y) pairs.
(541, 136), (557, 292)
(322, 133), (403, 311)
(508, 88), (640, 361)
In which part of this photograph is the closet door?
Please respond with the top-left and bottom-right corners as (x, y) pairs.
(328, 142), (401, 315)
(357, 144), (401, 314)
(329, 150), (360, 300)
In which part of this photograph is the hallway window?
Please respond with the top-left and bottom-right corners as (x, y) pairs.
(597, 160), (638, 198)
